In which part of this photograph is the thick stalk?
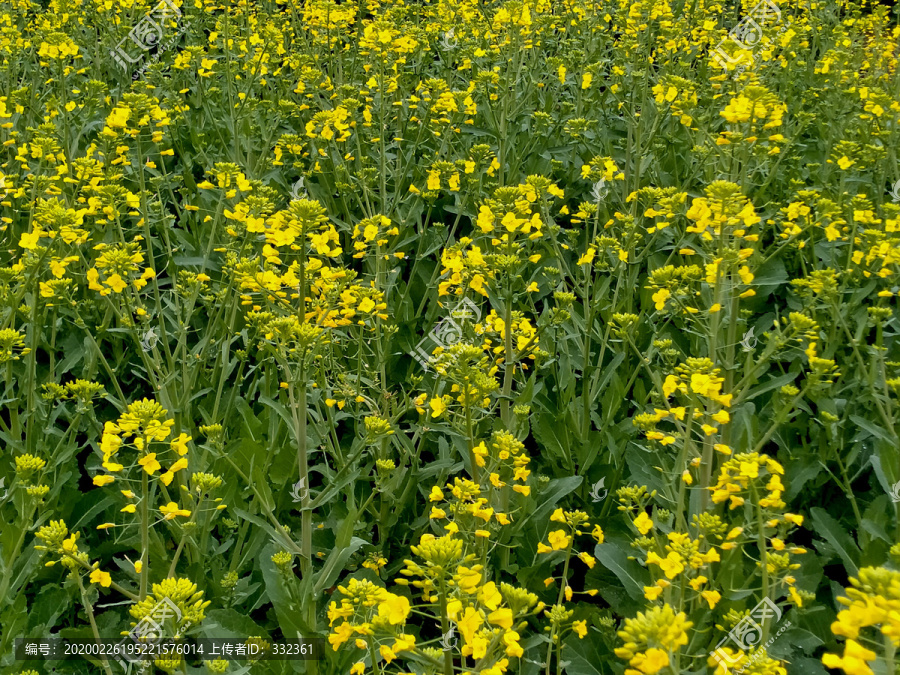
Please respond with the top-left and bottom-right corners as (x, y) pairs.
(545, 540), (574, 675)
(299, 378), (311, 581)
(465, 401), (480, 485)
(754, 485), (770, 643)
(500, 285), (514, 427)
(75, 574), (115, 675)
(140, 467), (149, 599)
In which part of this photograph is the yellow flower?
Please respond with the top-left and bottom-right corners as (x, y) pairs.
(504, 630), (524, 657)
(634, 512), (653, 535)
(547, 530), (571, 550)
(572, 620), (588, 638)
(329, 622), (354, 649)
(689, 373), (715, 396)
(647, 551), (685, 579)
(662, 375), (680, 398)
(652, 288), (670, 310)
(89, 570), (112, 587)
(429, 397), (446, 418)
(631, 647), (670, 674)
(378, 593), (410, 625)
(644, 585), (664, 601)
(457, 606), (484, 644)
(739, 461), (759, 478)
(170, 433), (191, 455)
(477, 581), (502, 610)
(106, 274), (127, 294)
(822, 639), (876, 675)
(701, 590), (721, 609)
(138, 453), (161, 475)
(160, 502), (191, 520)
(106, 107), (131, 129)
(160, 458), (189, 486)
(446, 561), (478, 593)
(488, 607), (513, 629)
(92, 474), (115, 487)
(689, 576), (707, 590)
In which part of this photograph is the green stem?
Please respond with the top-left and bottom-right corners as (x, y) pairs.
(75, 573), (115, 675)
(753, 484), (770, 643)
(140, 467), (149, 600)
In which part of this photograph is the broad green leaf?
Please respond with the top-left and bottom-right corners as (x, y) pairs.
(810, 507), (860, 576)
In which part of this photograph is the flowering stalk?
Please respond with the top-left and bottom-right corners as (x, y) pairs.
(74, 573), (115, 675)
(140, 462), (149, 599)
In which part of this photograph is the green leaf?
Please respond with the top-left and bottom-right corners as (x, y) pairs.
(259, 542), (314, 639)
(870, 453), (899, 498)
(519, 476), (583, 532)
(235, 396), (264, 441)
(252, 465), (276, 513)
(744, 372), (798, 401)
(203, 608), (265, 638)
(594, 541), (648, 602)
(314, 536), (366, 596)
(849, 415), (894, 444)
(810, 507), (859, 576)
(532, 412), (571, 465)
